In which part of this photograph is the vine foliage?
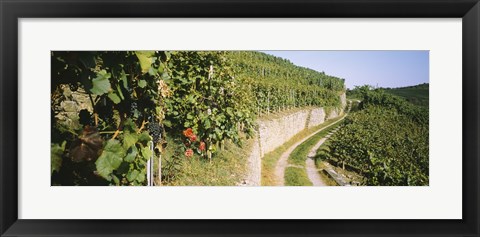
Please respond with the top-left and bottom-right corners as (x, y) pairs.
(51, 51), (170, 185)
(51, 51), (346, 185)
(324, 87), (429, 186)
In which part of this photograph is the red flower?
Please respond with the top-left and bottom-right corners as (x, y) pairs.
(199, 142), (206, 151)
(183, 128), (194, 138)
(185, 149), (193, 157)
(189, 134), (197, 142)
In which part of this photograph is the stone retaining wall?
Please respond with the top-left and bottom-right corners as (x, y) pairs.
(244, 91), (346, 185)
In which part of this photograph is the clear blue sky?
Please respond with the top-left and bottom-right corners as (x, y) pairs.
(261, 51), (429, 89)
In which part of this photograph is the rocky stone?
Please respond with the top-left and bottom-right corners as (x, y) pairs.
(258, 110), (310, 157)
(61, 101), (78, 112)
(244, 136), (262, 186)
(340, 91), (347, 108)
(53, 86), (93, 132)
(307, 108), (326, 128)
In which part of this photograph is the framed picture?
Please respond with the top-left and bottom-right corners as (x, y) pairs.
(1, 0), (479, 236)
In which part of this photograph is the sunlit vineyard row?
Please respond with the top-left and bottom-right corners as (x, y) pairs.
(318, 86), (429, 186)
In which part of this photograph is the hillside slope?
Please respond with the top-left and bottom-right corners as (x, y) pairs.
(384, 83), (429, 107)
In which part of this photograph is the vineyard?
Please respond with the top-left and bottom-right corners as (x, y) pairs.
(228, 52), (345, 114)
(316, 86), (429, 186)
(384, 83), (429, 107)
(50, 51), (345, 186)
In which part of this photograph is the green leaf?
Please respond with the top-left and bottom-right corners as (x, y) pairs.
(204, 119), (211, 129)
(158, 63), (165, 74)
(123, 131), (138, 149)
(163, 120), (172, 128)
(161, 72), (171, 80)
(215, 127), (223, 137)
(121, 71), (128, 89)
(141, 145), (152, 161)
(116, 84), (125, 100)
(123, 119), (137, 133)
(155, 107), (162, 117)
(148, 67), (157, 76)
(124, 145), (138, 162)
(138, 80), (147, 88)
(95, 140), (125, 181)
(135, 51), (154, 74)
(51, 141), (66, 174)
(136, 170), (146, 183)
(108, 92), (121, 104)
(164, 51), (171, 61)
(138, 132), (151, 143)
(127, 170), (140, 182)
(90, 70), (112, 95)
(112, 175), (120, 185)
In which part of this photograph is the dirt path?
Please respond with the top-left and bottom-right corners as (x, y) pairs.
(305, 129), (338, 186)
(273, 118), (345, 186)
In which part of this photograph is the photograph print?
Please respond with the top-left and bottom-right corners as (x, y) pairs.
(51, 50), (429, 186)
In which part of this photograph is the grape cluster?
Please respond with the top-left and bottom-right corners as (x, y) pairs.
(147, 121), (162, 144)
(147, 115), (156, 123)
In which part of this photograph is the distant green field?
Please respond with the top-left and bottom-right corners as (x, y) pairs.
(385, 83), (429, 107)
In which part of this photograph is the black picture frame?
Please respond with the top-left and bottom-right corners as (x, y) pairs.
(1, 0), (479, 236)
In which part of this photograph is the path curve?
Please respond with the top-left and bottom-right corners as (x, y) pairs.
(273, 117), (345, 186)
(305, 128), (339, 186)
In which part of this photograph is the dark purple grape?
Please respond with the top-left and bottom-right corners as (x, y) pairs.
(147, 121), (162, 144)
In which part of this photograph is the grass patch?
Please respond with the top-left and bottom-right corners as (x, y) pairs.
(160, 135), (253, 186)
(284, 120), (343, 186)
(315, 139), (332, 163)
(261, 144), (289, 186)
(288, 123), (341, 166)
(284, 167), (312, 186)
(261, 113), (346, 186)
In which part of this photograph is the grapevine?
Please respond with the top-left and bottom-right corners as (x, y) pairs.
(322, 87), (429, 186)
(51, 51), (347, 186)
